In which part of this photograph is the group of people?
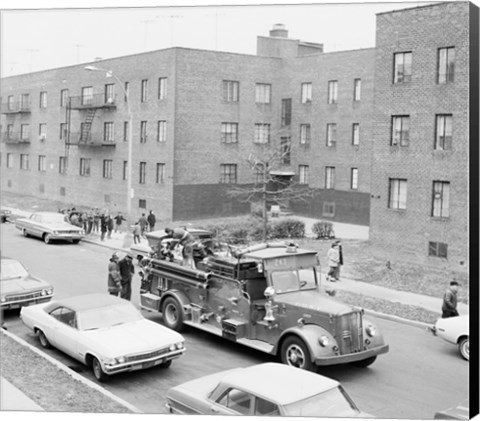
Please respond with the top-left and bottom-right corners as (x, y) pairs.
(107, 252), (135, 300)
(132, 210), (156, 244)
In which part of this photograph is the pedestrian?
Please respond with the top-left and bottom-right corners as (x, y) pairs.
(106, 214), (114, 239)
(100, 213), (108, 241)
(114, 211), (126, 233)
(118, 253), (135, 301)
(138, 213), (149, 237)
(132, 222), (142, 244)
(86, 209), (94, 235)
(441, 281), (460, 318)
(93, 208), (100, 233)
(107, 252), (122, 296)
(164, 227), (196, 268)
(147, 210), (156, 232)
(326, 242), (340, 282)
(334, 240), (343, 281)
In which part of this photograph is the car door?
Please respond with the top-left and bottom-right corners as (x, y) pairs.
(48, 306), (81, 360)
(29, 214), (43, 238)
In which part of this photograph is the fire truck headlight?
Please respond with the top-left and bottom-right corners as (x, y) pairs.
(318, 335), (330, 347)
(366, 324), (377, 337)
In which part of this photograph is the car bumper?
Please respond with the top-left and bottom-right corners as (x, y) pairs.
(1, 295), (54, 310)
(49, 233), (84, 241)
(103, 349), (185, 375)
(314, 344), (389, 366)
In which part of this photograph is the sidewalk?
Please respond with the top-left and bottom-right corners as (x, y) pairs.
(1, 376), (43, 412)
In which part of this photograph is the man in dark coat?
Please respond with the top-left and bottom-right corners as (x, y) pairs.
(118, 254), (135, 301)
(147, 210), (156, 232)
(107, 253), (121, 296)
(442, 280), (460, 318)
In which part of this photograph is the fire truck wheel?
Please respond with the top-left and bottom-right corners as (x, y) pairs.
(162, 297), (184, 331)
(350, 356), (377, 367)
(280, 336), (314, 371)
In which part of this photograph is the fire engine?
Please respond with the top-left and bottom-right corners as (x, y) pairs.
(139, 241), (388, 371)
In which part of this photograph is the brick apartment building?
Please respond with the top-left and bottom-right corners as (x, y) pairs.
(0, 1), (475, 266)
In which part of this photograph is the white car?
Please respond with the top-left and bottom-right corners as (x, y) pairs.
(433, 315), (469, 361)
(20, 293), (186, 381)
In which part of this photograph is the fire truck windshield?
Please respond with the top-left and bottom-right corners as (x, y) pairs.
(270, 268), (317, 294)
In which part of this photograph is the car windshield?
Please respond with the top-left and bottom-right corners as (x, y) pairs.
(270, 268), (317, 294)
(283, 386), (360, 417)
(78, 302), (143, 330)
(1, 260), (29, 281)
(39, 214), (68, 224)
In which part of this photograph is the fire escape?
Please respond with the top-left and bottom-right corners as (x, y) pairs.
(0, 98), (32, 145)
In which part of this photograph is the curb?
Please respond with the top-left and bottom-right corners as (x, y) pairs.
(1, 329), (142, 414)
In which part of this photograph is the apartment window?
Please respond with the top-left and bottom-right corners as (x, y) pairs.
(323, 202), (335, 217)
(432, 181), (450, 218)
(326, 123), (337, 147)
(353, 79), (361, 101)
(141, 79), (148, 102)
(20, 124), (30, 141)
(60, 89), (69, 107)
(60, 123), (67, 140)
(255, 83), (271, 104)
(59, 156), (68, 174)
(7, 95), (14, 111)
(20, 154), (29, 170)
(123, 121), (129, 142)
(299, 165), (309, 184)
(103, 159), (113, 179)
(280, 137), (291, 165)
(254, 124), (270, 144)
(393, 52), (412, 83)
(39, 91), (47, 108)
(124, 82), (129, 102)
(388, 178), (407, 210)
(123, 161), (128, 180)
(325, 167), (335, 189)
(301, 83), (312, 103)
(352, 123), (360, 146)
(438, 47), (455, 84)
(38, 155), (46, 172)
(39, 124), (47, 140)
(157, 121), (167, 142)
(435, 114), (452, 150)
(327, 80), (338, 104)
(21, 93), (30, 109)
(140, 121), (147, 143)
(104, 122), (114, 143)
(300, 124), (311, 145)
(80, 122), (91, 142)
(158, 77), (168, 99)
(139, 162), (146, 184)
(223, 80), (239, 102)
(7, 153), (13, 168)
(80, 158), (91, 176)
(351, 168), (358, 189)
(81, 87), (93, 105)
(156, 163), (165, 184)
(221, 123), (238, 143)
(281, 98), (292, 126)
(7, 124), (14, 139)
(391, 116), (410, 146)
(428, 241), (448, 258)
(220, 164), (237, 184)
(104, 84), (115, 104)
(139, 199), (147, 209)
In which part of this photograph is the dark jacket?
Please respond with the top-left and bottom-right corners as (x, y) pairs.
(118, 257), (135, 283)
(442, 287), (458, 313)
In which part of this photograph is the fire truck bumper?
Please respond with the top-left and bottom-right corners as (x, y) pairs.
(314, 344), (389, 366)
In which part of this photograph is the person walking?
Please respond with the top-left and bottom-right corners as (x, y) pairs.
(100, 213), (108, 241)
(132, 222), (142, 244)
(93, 208), (100, 233)
(326, 242), (340, 282)
(118, 254), (135, 301)
(147, 210), (156, 232)
(106, 214), (114, 239)
(107, 253), (122, 296)
(86, 209), (94, 235)
(441, 280), (460, 318)
(334, 240), (344, 281)
(114, 212), (126, 233)
(138, 213), (149, 237)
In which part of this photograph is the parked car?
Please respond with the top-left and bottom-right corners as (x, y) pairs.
(15, 211), (85, 244)
(1, 207), (12, 223)
(432, 315), (469, 360)
(1, 257), (54, 310)
(20, 293), (185, 381)
(166, 362), (371, 417)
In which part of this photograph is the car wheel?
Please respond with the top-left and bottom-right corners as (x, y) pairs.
(459, 337), (469, 361)
(351, 356), (377, 367)
(160, 360), (172, 369)
(92, 357), (108, 382)
(72, 239), (80, 244)
(43, 233), (52, 244)
(162, 297), (184, 331)
(37, 330), (51, 349)
(280, 336), (314, 371)
(22, 229), (29, 237)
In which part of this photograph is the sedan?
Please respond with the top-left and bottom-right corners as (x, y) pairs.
(1, 258), (54, 310)
(432, 315), (469, 360)
(15, 211), (84, 244)
(21, 293), (186, 381)
(166, 362), (370, 417)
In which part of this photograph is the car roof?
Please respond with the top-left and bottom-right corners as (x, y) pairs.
(219, 363), (339, 404)
(48, 293), (128, 312)
(244, 247), (316, 260)
(30, 211), (64, 217)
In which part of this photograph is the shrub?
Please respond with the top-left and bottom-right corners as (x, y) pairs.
(270, 218), (305, 239)
(250, 202), (264, 219)
(312, 220), (335, 239)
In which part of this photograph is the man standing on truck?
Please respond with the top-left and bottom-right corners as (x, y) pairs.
(164, 227), (195, 268)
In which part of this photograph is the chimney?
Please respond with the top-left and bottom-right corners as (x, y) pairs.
(269, 23), (288, 38)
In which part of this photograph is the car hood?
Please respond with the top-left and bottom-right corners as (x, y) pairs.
(1, 276), (52, 294)
(274, 290), (354, 315)
(82, 319), (184, 357)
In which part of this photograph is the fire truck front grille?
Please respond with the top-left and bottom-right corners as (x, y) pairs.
(335, 312), (363, 355)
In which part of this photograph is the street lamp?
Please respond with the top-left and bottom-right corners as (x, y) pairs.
(84, 65), (133, 222)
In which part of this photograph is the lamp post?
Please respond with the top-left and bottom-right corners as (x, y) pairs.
(84, 65), (133, 222)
